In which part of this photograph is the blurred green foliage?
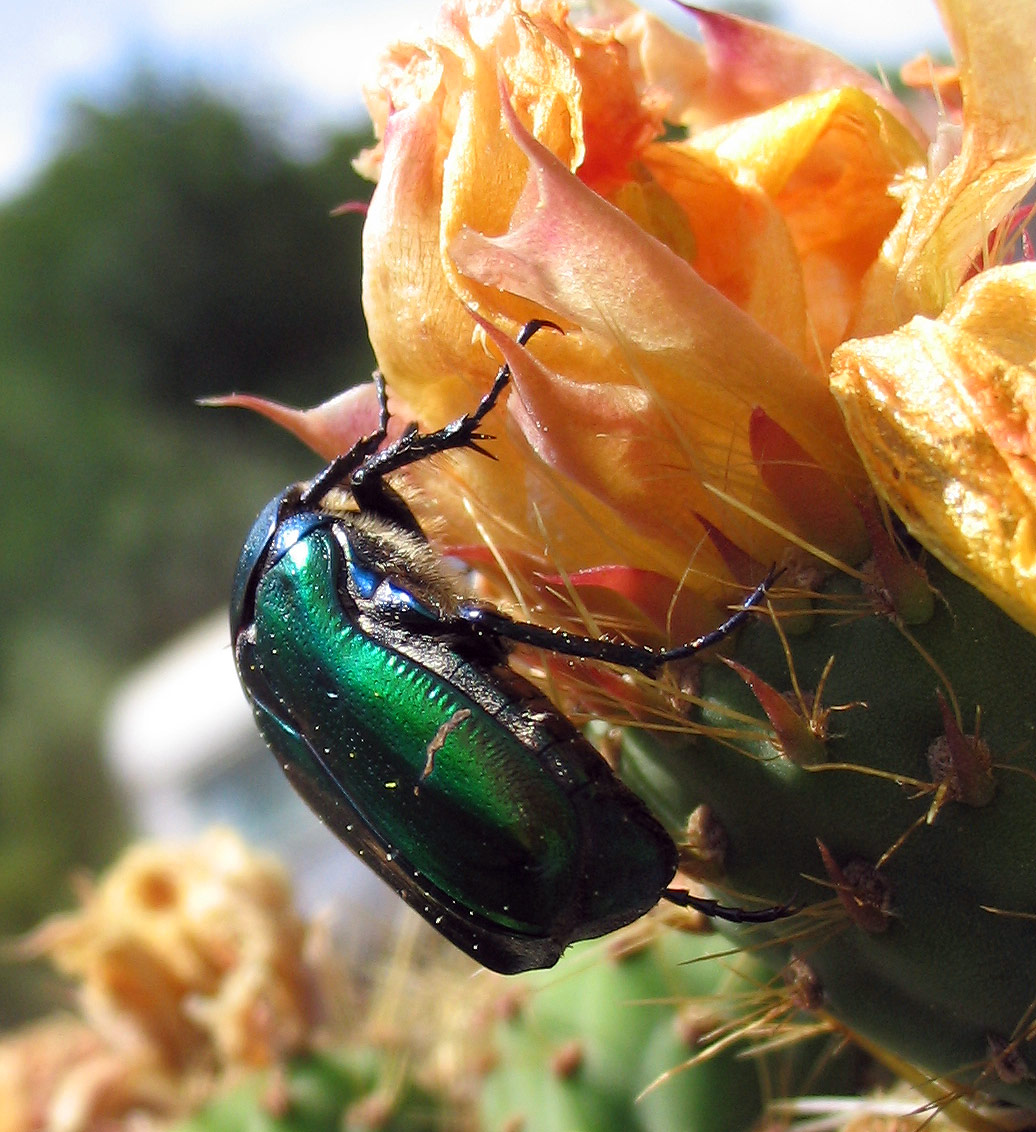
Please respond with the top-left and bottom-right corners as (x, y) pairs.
(0, 75), (375, 1024)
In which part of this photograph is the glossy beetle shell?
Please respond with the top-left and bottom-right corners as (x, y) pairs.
(232, 493), (678, 973)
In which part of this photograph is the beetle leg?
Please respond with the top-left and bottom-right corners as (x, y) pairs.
(301, 372), (392, 507)
(640, 568), (779, 669)
(455, 569), (776, 673)
(662, 888), (796, 924)
(349, 319), (562, 505)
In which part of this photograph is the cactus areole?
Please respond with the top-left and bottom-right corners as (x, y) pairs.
(230, 323), (787, 974)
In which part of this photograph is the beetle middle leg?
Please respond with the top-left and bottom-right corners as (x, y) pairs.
(455, 569), (777, 673)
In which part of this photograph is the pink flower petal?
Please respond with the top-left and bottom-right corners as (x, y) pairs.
(208, 383), (392, 463)
(681, 4), (926, 145)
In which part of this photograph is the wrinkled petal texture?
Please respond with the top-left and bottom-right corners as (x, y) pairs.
(360, 1), (680, 605)
(836, 0), (1036, 629)
(455, 106), (868, 573)
(684, 88), (923, 360)
(356, 0), (917, 631)
(352, 0), (1036, 637)
(832, 264), (1036, 633)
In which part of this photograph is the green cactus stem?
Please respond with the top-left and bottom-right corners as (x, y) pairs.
(479, 927), (865, 1132)
(618, 551), (1036, 1113)
(175, 1050), (445, 1132)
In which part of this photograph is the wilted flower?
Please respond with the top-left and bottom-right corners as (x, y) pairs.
(829, 0), (1036, 633)
(22, 829), (314, 1076)
(238, 0), (1036, 656)
(0, 831), (317, 1131)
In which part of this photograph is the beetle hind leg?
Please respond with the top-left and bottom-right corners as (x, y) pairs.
(663, 887), (796, 924)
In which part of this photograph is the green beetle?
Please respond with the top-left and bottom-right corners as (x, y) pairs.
(231, 322), (785, 974)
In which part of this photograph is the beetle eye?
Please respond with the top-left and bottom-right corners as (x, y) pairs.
(377, 578), (435, 620)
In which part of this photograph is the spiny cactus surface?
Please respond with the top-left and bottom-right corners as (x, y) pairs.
(176, 1049), (444, 1132)
(480, 929), (864, 1132)
(619, 553), (1036, 1112)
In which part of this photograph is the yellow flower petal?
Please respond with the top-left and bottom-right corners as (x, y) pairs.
(694, 89), (925, 361)
(937, 0), (1036, 158)
(853, 0), (1036, 335)
(832, 263), (1036, 633)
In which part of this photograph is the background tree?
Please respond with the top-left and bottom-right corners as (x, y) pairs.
(0, 77), (374, 1024)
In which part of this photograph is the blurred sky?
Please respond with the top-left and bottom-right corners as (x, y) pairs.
(2, 0), (948, 201)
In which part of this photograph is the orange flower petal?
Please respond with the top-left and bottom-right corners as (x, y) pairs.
(692, 89), (925, 360)
(640, 141), (811, 362)
(452, 96), (863, 497)
(360, 1), (669, 430)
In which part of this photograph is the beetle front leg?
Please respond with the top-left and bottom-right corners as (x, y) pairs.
(349, 318), (562, 504)
(301, 372), (392, 507)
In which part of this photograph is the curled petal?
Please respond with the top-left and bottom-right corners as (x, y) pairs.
(452, 97), (864, 495)
(639, 142), (810, 361)
(361, 1), (668, 431)
(362, 96), (488, 432)
(937, 0), (1036, 158)
(832, 263), (1036, 632)
(612, 8), (708, 125)
(855, 0), (1036, 334)
(691, 89), (925, 360)
(474, 315), (737, 584)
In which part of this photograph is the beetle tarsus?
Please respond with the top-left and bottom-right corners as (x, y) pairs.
(344, 318), (564, 501)
(663, 887), (795, 924)
(643, 566), (781, 671)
